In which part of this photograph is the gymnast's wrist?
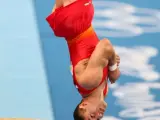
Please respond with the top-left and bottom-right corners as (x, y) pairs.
(109, 63), (118, 71)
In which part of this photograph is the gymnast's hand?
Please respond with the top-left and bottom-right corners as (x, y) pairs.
(116, 54), (120, 66)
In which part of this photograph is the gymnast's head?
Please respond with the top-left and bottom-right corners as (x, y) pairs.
(73, 99), (107, 120)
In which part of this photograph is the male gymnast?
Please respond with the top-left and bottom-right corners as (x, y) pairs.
(46, 0), (121, 119)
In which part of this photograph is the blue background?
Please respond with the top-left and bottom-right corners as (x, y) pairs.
(1, 0), (160, 120)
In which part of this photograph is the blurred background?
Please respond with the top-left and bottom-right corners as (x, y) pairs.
(1, 0), (160, 120)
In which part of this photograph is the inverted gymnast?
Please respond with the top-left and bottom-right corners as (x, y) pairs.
(46, 0), (121, 119)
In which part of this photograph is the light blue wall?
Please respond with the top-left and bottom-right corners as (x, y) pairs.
(0, 0), (54, 120)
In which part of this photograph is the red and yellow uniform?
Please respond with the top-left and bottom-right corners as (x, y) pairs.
(46, 0), (108, 96)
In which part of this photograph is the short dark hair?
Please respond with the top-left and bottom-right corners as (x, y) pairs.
(73, 101), (85, 120)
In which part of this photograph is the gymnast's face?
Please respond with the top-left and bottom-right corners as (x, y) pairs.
(79, 101), (107, 120)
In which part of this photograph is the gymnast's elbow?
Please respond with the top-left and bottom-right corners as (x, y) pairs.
(108, 68), (121, 84)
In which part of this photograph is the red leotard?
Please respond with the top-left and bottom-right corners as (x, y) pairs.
(46, 0), (108, 96)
